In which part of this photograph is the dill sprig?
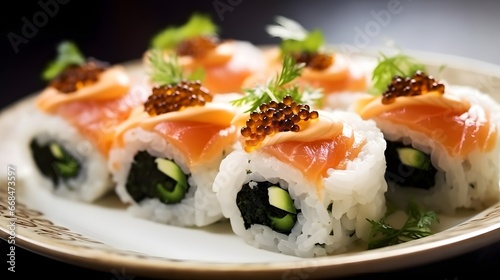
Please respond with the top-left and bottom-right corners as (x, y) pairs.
(370, 52), (427, 96)
(230, 55), (323, 112)
(148, 48), (183, 86)
(42, 41), (85, 81)
(366, 201), (439, 250)
(266, 15), (325, 56)
(147, 48), (205, 87)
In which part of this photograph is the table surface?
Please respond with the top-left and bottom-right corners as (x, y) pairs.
(2, 0), (500, 278)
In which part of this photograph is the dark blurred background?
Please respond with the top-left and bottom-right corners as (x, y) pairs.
(2, 0), (500, 278)
(2, 0), (500, 110)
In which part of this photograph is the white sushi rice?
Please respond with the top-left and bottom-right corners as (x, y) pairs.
(18, 108), (112, 202)
(213, 111), (387, 257)
(108, 127), (234, 227)
(377, 84), (500, 214)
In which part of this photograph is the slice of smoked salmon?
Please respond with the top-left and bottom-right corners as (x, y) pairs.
(158, 40), (265, 94)
(197, 65), (254, 94)
(298, 53), (368, 93)
(53, 89), (149, 157)
(243, 50), (368, 95)
(375, 103), (497, 157)
(260, 124), (366, 190)
(154, 120), (237, 167)
(298, 66), (367, 93)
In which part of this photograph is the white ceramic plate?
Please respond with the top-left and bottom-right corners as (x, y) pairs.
(1, 48), (500, 279)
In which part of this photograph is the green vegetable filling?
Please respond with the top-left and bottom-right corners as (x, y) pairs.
(236, 180), (298, 234)
(384, 140), (437, 190)
(125, 151), (189, 204)
(29, 139), (81, 186)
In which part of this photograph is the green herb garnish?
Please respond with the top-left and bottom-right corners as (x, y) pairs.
(148, 48), (184, 86)
(151, 13), (218, 50)
(266, 16), (325, 56)
(370, 52), (426, 96)
(147, 48), (205, 86)
(231, 55), (322, 112)
(42, 41), (85, 81)
(366, 201), (439, 249)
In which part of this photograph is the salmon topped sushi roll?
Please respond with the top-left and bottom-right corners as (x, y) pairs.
(108, 51), (239, 227)
(145, 13), (266, 95)
(243, 16), (371, 110)
(22, 41), (149, 202)
(354, 53), (500, 214)
(213, 57), (387, 257)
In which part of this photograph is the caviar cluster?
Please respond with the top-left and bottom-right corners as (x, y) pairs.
(49, 59), (109, 93)
(144, 80), (212, 116)
(382, 70), (446, 104)
(176, 36), (219, 58)
(241, 95), (319, 151)
(293, 51), (333, 71)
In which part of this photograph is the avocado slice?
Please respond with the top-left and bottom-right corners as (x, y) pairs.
(396, 147), (431, 170)
(268, 186), (296, 214)
(155, 158), (188, 203)
(49, 143), (65, 159)
(269, 213), (296, 233)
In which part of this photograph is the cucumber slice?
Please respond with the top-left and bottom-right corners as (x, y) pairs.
(48, 142), (80, 178)
(30, 140), (81, 185)
(268, 186), (296, 214)
(154, 158), (188, 204)
(126, 152), (191, 204)
(155, 158), (188, 189)
(156, 182), (186, 204)
(397, 147), (431, 170)
(269, 213), (296, 233)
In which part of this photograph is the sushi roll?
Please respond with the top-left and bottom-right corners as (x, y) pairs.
(146, 13), (266, 95)
(353, 53), (500, 214)
(243, 16), (370, 110)
(108, 52), (239, 227)
(20, 41), (149, 202)
(213, 57), (387, 257)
